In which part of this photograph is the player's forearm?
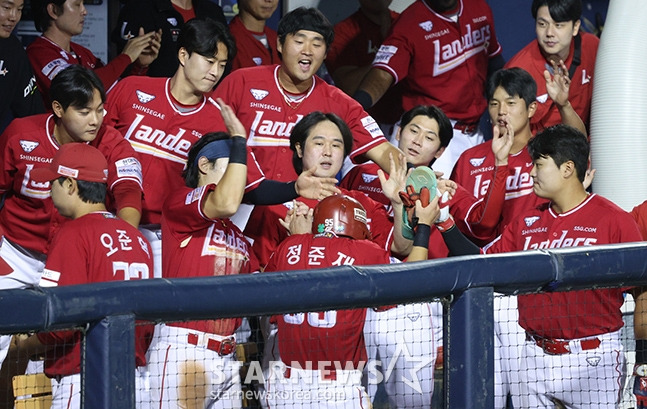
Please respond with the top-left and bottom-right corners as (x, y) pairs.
(466, 166), (507, 236)
(391, 201), (413, 257)
(408, 224), (431, 262)
(331, 65), (373, 96)
(557, 101), (587, 135)
(368, 143), (405, 179)
(353, 68), (394, 110)
(207, 163), (247, 219)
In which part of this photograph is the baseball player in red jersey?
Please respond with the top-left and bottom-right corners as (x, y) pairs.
(26, 0), (160, 105)
(148, 106), (258, 409)
(631, 200), (647, 240)
(10, 143), (153, 409)
(437, 124), (646, 408)
(228, 0), (279, 71)
(263, 194), (436, 408)
(352, 0), (504, 177)
(213, 7), (402, 184)
(506, 0), (598, 133)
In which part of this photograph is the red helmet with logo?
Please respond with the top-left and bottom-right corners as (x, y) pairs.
(312, 195), (371, 240)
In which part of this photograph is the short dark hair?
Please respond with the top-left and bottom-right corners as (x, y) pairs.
(56, 177), (107, 204)
(290, 112), (352, 175)
(32, 0), (66, 32)
(531, 0), (582, 22)
(400, 105), (454, 151)
(50, 65), (105, 111)
(277, 7), (334, 49)
(179, 18), (236, 60)
(528, 124), (589, 183)
(486, 68), (537, 109)
(183, 132), (231, 188)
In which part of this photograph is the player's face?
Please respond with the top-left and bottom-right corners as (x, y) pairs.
(53, 0), (87, 37)
(277, 30), (327, 93)
(0, 0), (23, 39)
(530, 155), (564, 199)
(239, 0), (278, 20)
(297, 120), (345, 178)
(488, 86), (536, 137)
(53, 88), (104, 144)
(201, 157), (230, 187)
(178, 43), (229, 95)
(535, 6), (580, 63)
(396, 115), (444, 166)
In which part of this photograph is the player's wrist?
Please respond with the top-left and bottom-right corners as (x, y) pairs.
(413, 223), (431, 248)
(229, 136), (247, 165)
(352, 90), (373, 110)
(435, 216), (455, 233)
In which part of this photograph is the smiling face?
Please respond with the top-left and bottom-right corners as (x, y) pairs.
(0, 0), (23, 39)
(277, 30), (327, 93)
(296, 120), (345, 178)
(396, 115), (445, 166)
(535, 5), (580, 62)
(178, 42), (229, 96)
(52, 88), (103, 144)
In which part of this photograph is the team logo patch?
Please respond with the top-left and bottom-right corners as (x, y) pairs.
(469, 157), (486, 167)
(250, 88), (269, 101)
(136, 90), (155, 104)
(586, 356), (601, 367)
(419, 21), (433, 32)
(407, 312), (421, 322)
(524, 216), (540, 227)
(252, 57), (262, 66)
(57, 165), (79, 179)
(374, 45), (398, 65)
(167, 17), (178, 26)
(361, 173), (379, 184)
(19, 140), (39, 153)
(353, 208), (367, 224)
(536, 93), (548, 103)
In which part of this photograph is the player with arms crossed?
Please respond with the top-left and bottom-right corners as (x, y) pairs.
(147, 103), (258, 409)
(435, 124), (646, 408)
(263, 194), (437, 408)
(10, 143), (153, 409)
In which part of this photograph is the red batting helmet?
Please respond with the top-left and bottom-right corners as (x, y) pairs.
(312, 195), (371, 240)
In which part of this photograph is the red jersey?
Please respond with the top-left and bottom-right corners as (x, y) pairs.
(213, 65), (387, 182)
(161, 184), (258, 335)
(245, 188), (394, 268)
(372, 0), (502, 121)
(631, 200), (647, 240)
(325, 9), (403, 125)
(485, 194), (642, 339)
(37, 212), (153, 377)
(505, 32), (598, 133)
(228, 16), (278, 71)
(0, 114), (143, 254)
(26, 36), (131, 104)
(451, 142), (547, 238)
(265, 233), (392, 367)
(104, 76), (264, 225)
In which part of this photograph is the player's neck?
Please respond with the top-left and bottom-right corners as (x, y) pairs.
(44, 28), (72, 52)
(511, 127), (533, 155)
(239, 11), (266, 33)
(71, 203), (107, 220)
(277, 67), (312, 94)
(550, 185), (588, 214)
(171, 0), (192, 10)
(169, 74), (204, 106)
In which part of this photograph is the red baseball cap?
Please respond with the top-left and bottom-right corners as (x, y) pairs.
(31, 143), (109, 183)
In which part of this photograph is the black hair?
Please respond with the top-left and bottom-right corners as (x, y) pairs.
(531, 0), (582, 22)
(486, 67), (537, 109)
(179, 18), (236, 60)
(528, 124), (589, 183)
(32, 0), (66, 33)
(183, 132), (231, 188)
(277, 7), (334, 49)
(290, 112), (352, 175)
(50, 65), (105, 111)
(56, 177), (107, 204)
(400, 105), (454, 151)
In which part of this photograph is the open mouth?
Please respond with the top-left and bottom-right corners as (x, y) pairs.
(298, 59), (312, 72)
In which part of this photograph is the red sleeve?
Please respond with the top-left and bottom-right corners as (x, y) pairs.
(93, 54), (132, 92)
(111, 181), (143, 213)
(631, 200), (647, 240)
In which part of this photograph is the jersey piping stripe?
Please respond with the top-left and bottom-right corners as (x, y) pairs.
(504, 188), (534, 201)
(129, 142), (186, 164)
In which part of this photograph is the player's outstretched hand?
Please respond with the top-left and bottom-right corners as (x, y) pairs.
(437, 179), (457, 200)
(544, 59), (571, 108)
(122, 27), (162, 65)
(379, 152), (409, 205)
(295, 167), (341, 200)
(415, 195), (441, 226)
(216, 98), (247, 139)
(492, 115), (514, 166)
(279, 200), (312, 235)
(583, 167), (596, 190)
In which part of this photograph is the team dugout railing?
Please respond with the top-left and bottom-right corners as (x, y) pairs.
(1, 242), (647, 409)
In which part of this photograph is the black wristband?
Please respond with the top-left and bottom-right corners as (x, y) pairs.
(229, 136), (247, 165)
(243, 180), (298, 205)
(352, 90), (373, 110)
(413, 224), (431, 248)
(637, 340), (647, 364)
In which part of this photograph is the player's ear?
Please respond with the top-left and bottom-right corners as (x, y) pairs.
(178, 47), (188, 66)
(434, 146), (446, 160)
(572, 19), (581, 37)
(197, 156), (212, 174)
(51, 100), (64, 119)
(295, 142), (304, 158)
(561, 160), (576, 178)
(527, 101), (538, 119)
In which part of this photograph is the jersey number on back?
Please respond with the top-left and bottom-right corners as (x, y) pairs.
(283, 311), (337, 328)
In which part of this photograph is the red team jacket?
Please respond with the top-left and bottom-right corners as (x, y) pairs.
(161, 184), (259, 336)
(245, 188), (394, 269)
(372, 0), (502, 122)
(484, 194), (642, 340)
(26, 36), (132, 104)
(228, 15), (278, 70)
(265, 233), (393, 368)
(104, 76), (265, 225)
(213, 65), (388, 182)
(452, 142), (547, 240)
(37, 212), (154, 377)
(506, 32), (599, 133)
(0, 114), (143, 254)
